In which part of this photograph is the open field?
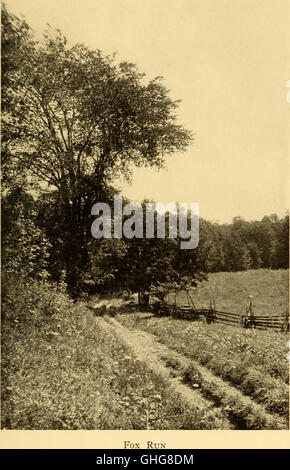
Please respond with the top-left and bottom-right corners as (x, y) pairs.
(167, 269), (289, 316)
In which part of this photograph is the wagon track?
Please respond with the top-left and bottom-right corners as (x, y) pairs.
(102, 313), (287, 430)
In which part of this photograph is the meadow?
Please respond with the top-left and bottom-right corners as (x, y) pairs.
(168, 269), (288, 316)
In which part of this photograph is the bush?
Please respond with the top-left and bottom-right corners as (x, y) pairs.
(2, 274), (73, 323)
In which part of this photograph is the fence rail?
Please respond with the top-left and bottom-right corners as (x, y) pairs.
(152, 296), (289, 332)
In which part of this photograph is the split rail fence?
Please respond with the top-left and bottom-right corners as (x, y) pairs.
(151, 295), (289, 332)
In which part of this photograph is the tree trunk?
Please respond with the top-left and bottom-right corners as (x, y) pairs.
(140, 291), (150, 306)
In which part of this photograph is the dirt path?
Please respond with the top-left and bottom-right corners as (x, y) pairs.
(102, 314), (286, 430)
(101, 315), (231, 425)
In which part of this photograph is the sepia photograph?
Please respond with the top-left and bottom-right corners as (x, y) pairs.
(1, 0), (289, 439)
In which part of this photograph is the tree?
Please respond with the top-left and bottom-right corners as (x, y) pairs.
(275, 215), (289, 269)
(192, 219), (226, 272)
(112, 201), (206, 301)
(2, 5), (193, 293)
(1, 187), (51, 282)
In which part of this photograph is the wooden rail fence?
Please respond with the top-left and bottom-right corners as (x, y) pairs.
(151, 296), (289, 332)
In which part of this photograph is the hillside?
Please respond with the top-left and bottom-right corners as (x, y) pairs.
(173, 269), (289, 317)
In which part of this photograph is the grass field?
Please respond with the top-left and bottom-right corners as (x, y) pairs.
(167, 269), (289, 316)
(1, 269), (289, 430)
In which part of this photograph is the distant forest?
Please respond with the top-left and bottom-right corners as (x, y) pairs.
(2, 184), (289, 298)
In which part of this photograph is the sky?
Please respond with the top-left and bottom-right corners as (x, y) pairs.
(4, 0), (290, 223)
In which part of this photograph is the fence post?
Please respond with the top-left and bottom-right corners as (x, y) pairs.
(174, 290), (177, 316)
(244, 296), (255, 328)
(284, 309), (289, 332)
(206, 299), (216, 324)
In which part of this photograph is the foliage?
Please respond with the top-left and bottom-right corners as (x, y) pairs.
(1, 187), (51, 280)
(2, 5), (288, 298)
(2, 4), (192, 294)
(2, 275), (71, 323)
(193, 215), (289, 273)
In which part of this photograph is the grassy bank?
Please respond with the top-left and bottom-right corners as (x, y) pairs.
(2, 281), (228, 429)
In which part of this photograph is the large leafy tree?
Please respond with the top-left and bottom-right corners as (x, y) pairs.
(2, 5), (192, 293)
(2, 5), (192, 193)
(113, 202), (206, 301)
